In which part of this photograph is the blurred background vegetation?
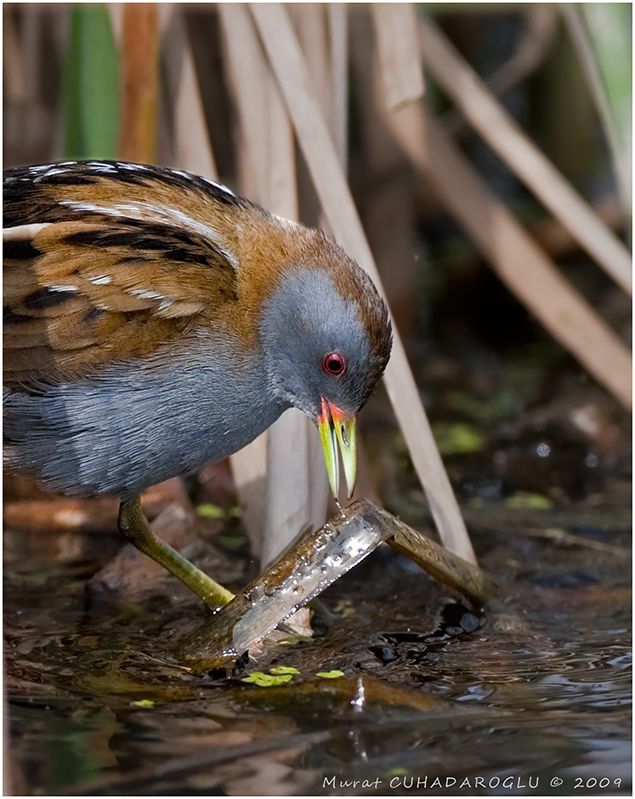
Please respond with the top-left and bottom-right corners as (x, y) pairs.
(3, 3), (631, 525)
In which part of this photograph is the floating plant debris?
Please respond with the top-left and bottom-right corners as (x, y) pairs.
(269, 665), (300, 675)
(175, 499), (497, 668)
(130, 699), (156, 709)
(316, 670), (345, 679)
(241, 671), (296, 687)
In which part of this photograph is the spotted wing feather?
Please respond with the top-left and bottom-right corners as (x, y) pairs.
(4, 161), (241, 386)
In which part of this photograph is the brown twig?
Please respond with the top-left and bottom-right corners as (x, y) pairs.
(118, 4), (158, 162)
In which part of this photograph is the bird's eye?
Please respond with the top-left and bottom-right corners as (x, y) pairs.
(322, 352), (346, 376)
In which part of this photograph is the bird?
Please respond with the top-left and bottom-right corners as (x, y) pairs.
(3, 160), (392, 608)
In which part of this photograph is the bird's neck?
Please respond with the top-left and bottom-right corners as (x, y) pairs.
(158, 329), (288, 458)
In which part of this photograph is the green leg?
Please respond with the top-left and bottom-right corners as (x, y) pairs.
(118, 496), (235, 609)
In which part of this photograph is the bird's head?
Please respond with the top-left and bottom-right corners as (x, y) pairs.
(258, 241), (392, 500)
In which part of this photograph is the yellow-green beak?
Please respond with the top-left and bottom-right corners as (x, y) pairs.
(317, 398), (357, 499)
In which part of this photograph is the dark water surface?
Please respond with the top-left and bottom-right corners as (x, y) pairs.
(4, 503), (631, 795)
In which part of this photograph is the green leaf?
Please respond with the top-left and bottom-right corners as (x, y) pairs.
(216, 534), (247, 551)
(316, 670), (345, 679)
(196, 503), (225, 519)
(241, 671), (295, 687)
(130, 699), (155, 709)
(278, 634), (314, 645)
(63, 5), (119, 159)
(270, 665), (300, 675)
(241, 671), (270, 684)
(432, 422), (486, 456)
(334, 599), (355, 618)
(580, 4), (631, 210)
(504, 492), (553, 511)
(387, 767), (408, 777)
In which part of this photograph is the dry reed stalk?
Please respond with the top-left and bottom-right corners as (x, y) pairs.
(218, 3), (270, 195)
(7, 6), (56, 163)
(251, 2), (476, 564)
(160, 7), (217, 177)
(3, 7), (25, 104)
(226, 441), (268, 556)
(387, 102), (631, 410)
(118, 4), (158, 162)
(418, 15), (632, 297)
(292, 4), (330, 110)
(371, 3), (425, 110)
(481, 6), (557, 98)
(262, 5), (334, 565)
(108, 4), (123, 44)
(454, 195), (625, 274)
(350, 11), (421, 340)
(327, 4), (348, 169)
(217, 4), (270, 554)
(531, 195), (624, 260)
(261, 22), (327, 567)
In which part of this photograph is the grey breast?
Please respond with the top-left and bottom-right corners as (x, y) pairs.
(4, 336), (283, 498)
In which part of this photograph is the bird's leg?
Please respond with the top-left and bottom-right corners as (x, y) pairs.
(118, 497), (235, 609)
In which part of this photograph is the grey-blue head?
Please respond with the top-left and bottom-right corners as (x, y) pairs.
(259, 263), (392, 498)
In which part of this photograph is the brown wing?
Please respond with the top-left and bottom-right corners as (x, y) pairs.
(4, 161), (242, 386)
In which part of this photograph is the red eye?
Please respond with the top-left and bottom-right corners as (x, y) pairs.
(322, 352), (346, 376)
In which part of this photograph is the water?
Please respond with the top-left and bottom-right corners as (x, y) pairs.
(4, 504), (631, 795)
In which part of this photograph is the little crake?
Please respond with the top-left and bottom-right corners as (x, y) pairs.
(4, 161), (392, 606)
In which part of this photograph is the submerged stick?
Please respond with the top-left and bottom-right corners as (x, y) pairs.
(387, 522), (497, 606)
(175, 499), (496, 668)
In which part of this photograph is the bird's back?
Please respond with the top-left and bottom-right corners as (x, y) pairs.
(3, 161), (244, 388)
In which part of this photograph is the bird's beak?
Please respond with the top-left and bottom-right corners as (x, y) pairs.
(317, 398), (357, 500)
